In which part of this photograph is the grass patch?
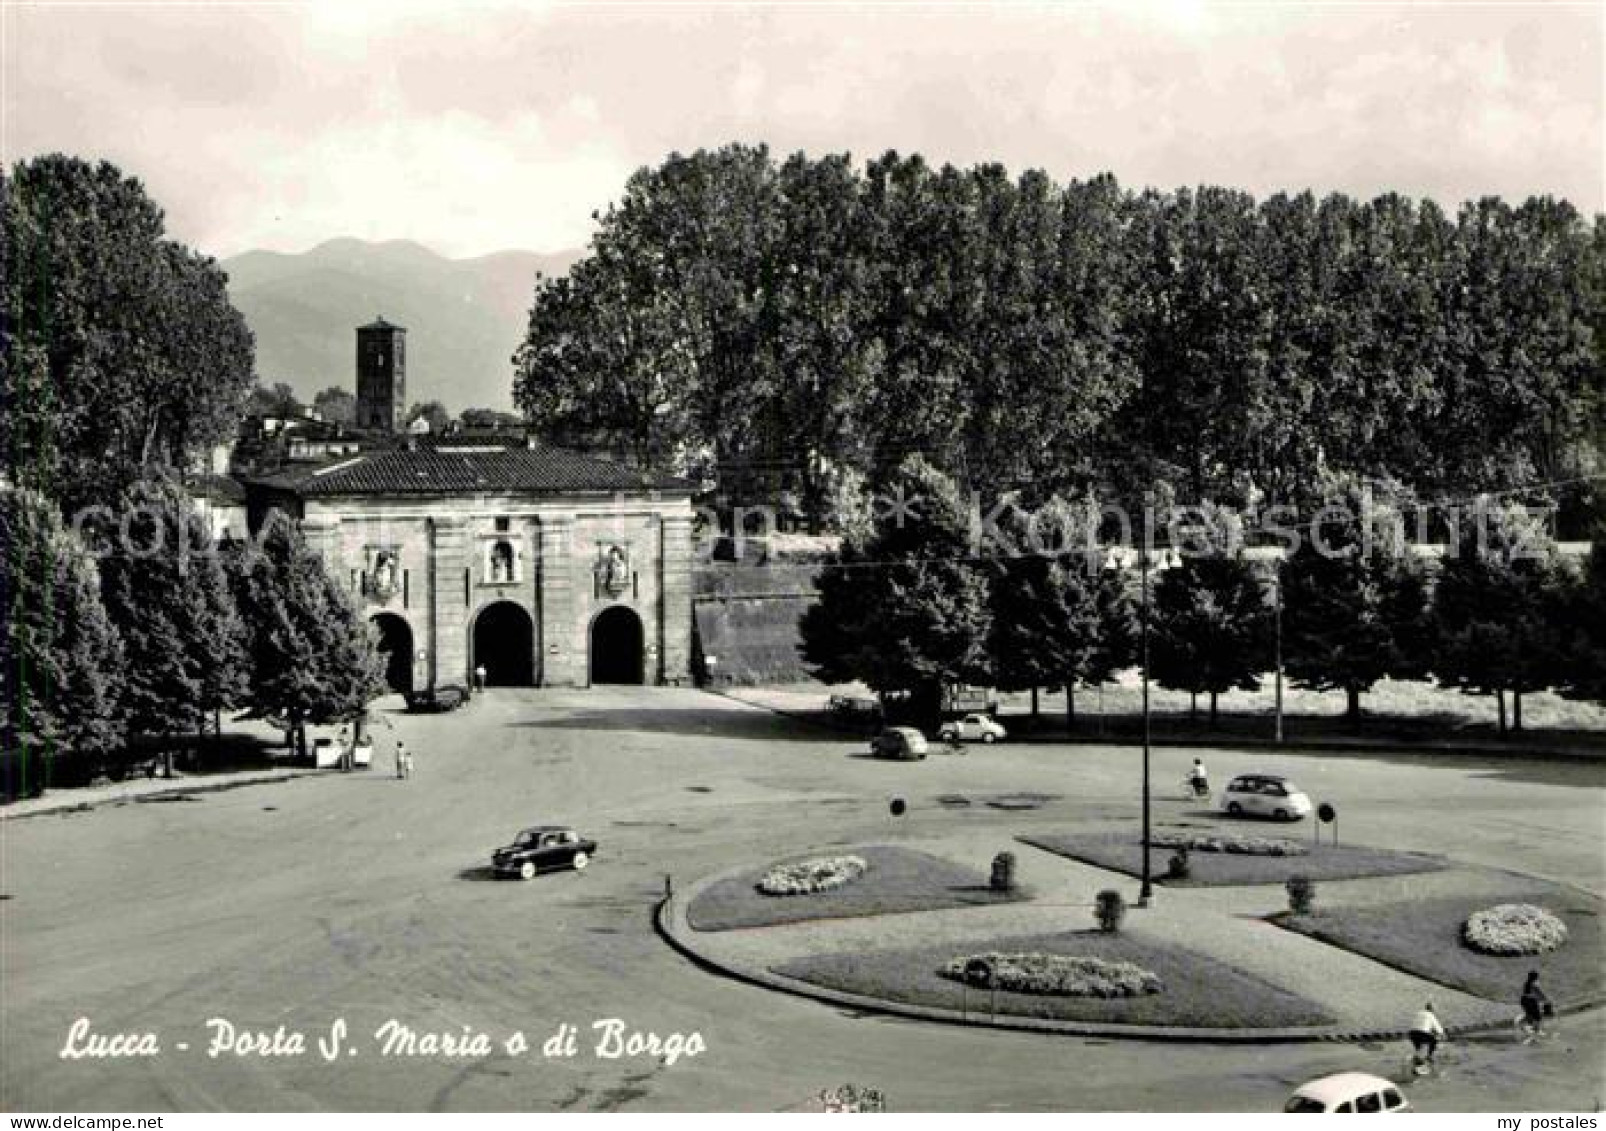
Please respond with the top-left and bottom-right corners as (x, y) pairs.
(1021, 830), (1446, 886)
(1274, 886), (1604, 1007)
(687, 845), (1028, 931)
(773, 930), (1334, 1028)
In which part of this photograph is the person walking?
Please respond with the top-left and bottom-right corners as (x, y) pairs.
(1519, 971), (1552, 1042)
(395, 740), (411, 780)
(475, 664), (487, 693)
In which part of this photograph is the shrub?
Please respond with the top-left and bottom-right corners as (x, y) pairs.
(1095, 888), (1126, 933)
(1150, 830), (1308, 857)
(756, 855), (868, 896)
(1167, 848), (1192, 880)
(1462, 903), (1569, 956)
(1285, 874), (1315, 915)
(940, 952), (1162, 998)
(990, 851), (1018, 892)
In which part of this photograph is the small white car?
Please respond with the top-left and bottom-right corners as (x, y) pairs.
(1284, 1072), (1410, 1113)
(1221, 773), (1313, 821)
(938, 714), (1007, 744)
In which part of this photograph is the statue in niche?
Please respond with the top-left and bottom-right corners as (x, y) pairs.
(490, 540), (514, 583)
(600, 545), (629, 596)
(370, 550), (398, 600)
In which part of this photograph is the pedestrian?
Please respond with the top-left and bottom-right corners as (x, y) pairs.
(395, 740), (409, 780)
(1407, 1001), (1446, 1070)
(475, 664), (487, 692)
(1519, 970), (1551, 1042)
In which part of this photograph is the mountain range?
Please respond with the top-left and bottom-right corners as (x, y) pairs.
(222, 238), (582, 413)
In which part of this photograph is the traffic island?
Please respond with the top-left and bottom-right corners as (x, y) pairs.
(686, 844), (1030, 931)
(772, 930), (1337, 1029)
(1019, 830), (1447, 886)
(1273, 884), (1605, 1008)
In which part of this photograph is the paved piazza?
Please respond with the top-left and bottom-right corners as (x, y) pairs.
(4, 688), (1603, 1112)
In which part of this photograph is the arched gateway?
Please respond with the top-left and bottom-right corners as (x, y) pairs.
(370, 613), (414, 694)
(590, 605), (644, 685)
(473, 601), (535, 687)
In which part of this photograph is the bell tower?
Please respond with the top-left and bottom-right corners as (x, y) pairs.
(355, 317), (407, 432)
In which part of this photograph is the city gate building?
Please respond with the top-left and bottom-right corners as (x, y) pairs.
(245, 319), (696, 692)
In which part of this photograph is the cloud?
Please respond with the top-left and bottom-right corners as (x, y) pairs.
(3, 2), (1598, 258)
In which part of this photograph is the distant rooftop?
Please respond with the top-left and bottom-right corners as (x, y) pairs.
(249, 445), (694, 497)
(359, 315), (405, 331)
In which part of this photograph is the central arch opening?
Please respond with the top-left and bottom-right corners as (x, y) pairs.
(473, 601), (535, 687)
(370, 613), (414, 694)
(590, 605), (644, 685)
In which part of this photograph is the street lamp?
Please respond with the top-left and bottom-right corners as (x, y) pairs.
(1138, 536), (1153, 907)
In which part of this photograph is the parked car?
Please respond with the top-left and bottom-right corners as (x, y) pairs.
(869, 727), (928, 760)
(938, 713), (1007, 744)
(492, 826), (598, 879)
(1284, 1072), (1410, 1113)
(406, 684), (467, 713)
(1221, 773), (1313, 821)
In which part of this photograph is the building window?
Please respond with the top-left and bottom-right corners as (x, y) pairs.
(495, 516), (510, 532)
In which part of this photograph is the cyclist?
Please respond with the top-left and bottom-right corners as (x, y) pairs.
(1186, 758), (1210, 798)
(1519, 971), (1551, 1042)
(1408, 1002), (1446, 1072)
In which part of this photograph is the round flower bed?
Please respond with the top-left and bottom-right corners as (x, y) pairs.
(939, 952), (1163, 998)
(1149, 830), (1308, 857)
(1462, 903), (1569, 956)
(756, 855), (868, 897)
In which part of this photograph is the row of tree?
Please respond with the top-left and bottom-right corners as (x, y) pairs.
(1, 480), (386, 787)
(3, 155), (390, 788)
(513, 145), (1603, 531)
(800, 458), (1606, 733)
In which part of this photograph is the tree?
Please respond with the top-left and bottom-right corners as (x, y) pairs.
(1559, 536), (1606, 704)
(229, 511), (386, 751)
(97, 477), (248, 759)
(2, 155), (255, 511)
(1281, 475), (1432, 722)
(1431, 501), (1571, 733)
(459, 407), (523, 431)
(0, 486), (125, 788)
(1149, 504), (1272, 725)
(312, 386), (356, 426)
(246, 382), (304, 419)
(406, 401), (451, 434)
(800, 456), (991, 727)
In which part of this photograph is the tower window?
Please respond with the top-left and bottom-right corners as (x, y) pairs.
(495, 517), (510, 532)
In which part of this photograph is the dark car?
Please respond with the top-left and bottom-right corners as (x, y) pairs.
(869, 726), (928, 760)
(406, 684), (467, 713)
(491, 826), (597, 879)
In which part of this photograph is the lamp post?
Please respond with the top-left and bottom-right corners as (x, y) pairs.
(1273, 556), (1285, 745)
(1138, 536), (1154, 908)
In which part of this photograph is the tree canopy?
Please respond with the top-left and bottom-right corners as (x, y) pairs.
(2, 155), (256, 511)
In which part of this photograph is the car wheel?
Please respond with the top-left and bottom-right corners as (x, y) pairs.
(1227, 802), (1243, 816)
(982, 733), (996, 744)
(518, 861), (537, 881)
(1274, 808), (1289, 821)
(572, 851), (590, 871)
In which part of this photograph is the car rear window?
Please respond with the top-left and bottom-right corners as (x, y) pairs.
(1384, 1089), (1406, 1109)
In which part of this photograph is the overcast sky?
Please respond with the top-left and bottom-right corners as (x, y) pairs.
(4, 2), (1600, 260)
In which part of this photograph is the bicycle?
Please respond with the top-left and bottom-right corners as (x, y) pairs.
(1515, 1012), (1558, 1044)
(1181, 775), (1210, 801)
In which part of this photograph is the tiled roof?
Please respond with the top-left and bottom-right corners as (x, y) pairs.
(248, 446), (694, 497)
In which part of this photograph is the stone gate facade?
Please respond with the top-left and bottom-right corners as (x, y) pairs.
(248, 443), (695, 691)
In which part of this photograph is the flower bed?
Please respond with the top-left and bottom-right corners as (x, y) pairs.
(1462, 903), (1569, 956)
(1148, 831), (1308, 857)
(757, 855), (868, 896)
(940, 952), (1162, 998)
